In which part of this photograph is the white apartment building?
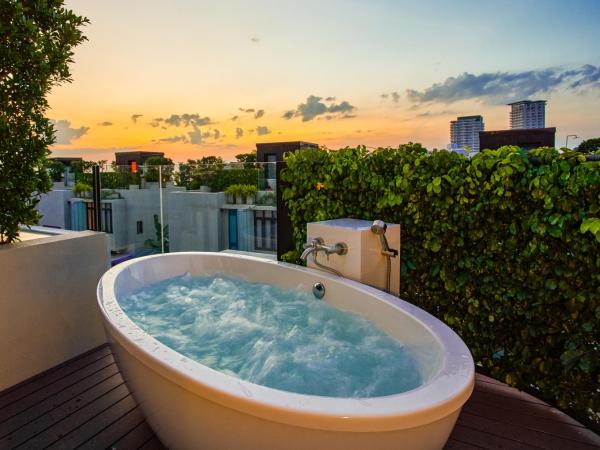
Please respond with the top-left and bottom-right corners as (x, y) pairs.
(450, 115), (484, 153)
(508, 100), (546, 129)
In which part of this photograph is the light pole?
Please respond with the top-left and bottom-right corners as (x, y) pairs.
(565, 134), (578, 148)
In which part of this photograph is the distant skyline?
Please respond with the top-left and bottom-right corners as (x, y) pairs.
(49, 0), (600, 162)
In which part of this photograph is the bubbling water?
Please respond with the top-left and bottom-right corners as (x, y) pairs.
(118, 274), (423, 398)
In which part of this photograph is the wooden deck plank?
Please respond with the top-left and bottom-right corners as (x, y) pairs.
(463, 398), (598, 443)
(1, 345), (598, 450)
(138, 435), (167, 450)
(0, 371), (123, 448)
(16, 383), (131, 449)
(46, 394), (137, 449)
(0, 346), (111, 409)
(0, 354), (115, 423)
(449, 423), (547, 449)
(457, 411), (600, 450)
(470, 389), (585, 427)
(444, 438), (486, 449)
(76, 406), (146, 450)
(109, 420), (156, 450)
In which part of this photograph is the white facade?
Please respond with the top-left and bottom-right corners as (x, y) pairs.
(508, 100), (546, 129)
(36, 186), (278, 262)
(450, 116), (484, 153)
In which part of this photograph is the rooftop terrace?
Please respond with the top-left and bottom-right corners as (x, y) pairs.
(1, 344), (598, 450)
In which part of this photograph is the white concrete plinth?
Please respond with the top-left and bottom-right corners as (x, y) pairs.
(306, 218), (400, 295)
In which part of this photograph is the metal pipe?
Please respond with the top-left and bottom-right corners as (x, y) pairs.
(159, 165), (165, 254)
(371, 220), (398, 294)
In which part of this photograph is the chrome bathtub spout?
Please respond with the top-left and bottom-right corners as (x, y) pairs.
(301, 237), (348, 276)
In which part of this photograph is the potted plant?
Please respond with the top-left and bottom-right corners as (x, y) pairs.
(72, 181), (92, 198)
(242, 185), (258, 205)
(225, 184), (240, 204)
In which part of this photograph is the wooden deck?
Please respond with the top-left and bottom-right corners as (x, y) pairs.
(0, 345), (598, 450)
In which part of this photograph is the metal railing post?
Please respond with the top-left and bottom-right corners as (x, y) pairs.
(92, 165), (102, 231)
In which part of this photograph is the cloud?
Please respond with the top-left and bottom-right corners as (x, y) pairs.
(254, 109), (265, 119)
(283, 95), (357, 121)
(52, 120), (89, 144)
(187, 128), (202, 145)
(97, 121), (113, 126)
(239, 107), (255, 113)
(162, 113), (212, 127)
(325, 96), (336, 101)
(416, 109), (455, 118)
(235, 127), (244, 139)
(213, 129), (221, 139)
(149, 118), (164, 127)
(381, 91), (400, 102)
(251, 36), (260, 44)
(256, 126), (271, 136)
(154, 135), (188, 143)
(406, 64), (600, 104)
(131, 114), (143, 123)
(231, 115), (239, 121)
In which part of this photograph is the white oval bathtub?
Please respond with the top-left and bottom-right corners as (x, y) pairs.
(97, 252), (474, 450)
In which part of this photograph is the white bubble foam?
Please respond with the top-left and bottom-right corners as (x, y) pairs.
(119, 274), (423, 398)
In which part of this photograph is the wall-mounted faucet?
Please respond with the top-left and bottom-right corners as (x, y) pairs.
(371, 220), (398, 294)
(301, 237), (348, 276)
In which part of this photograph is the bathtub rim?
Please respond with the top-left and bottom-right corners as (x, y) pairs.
(97, 252), (474, 432)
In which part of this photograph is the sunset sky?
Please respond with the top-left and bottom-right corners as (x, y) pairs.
(49, 0), (600, 163)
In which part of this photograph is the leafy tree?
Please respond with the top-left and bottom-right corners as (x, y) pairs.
(69, 159), (96, 174)
(46, 159), (65, 182)
(576, 138), (600, 154)
(144, 156), (174, 183)
(175, 156), (224, 189)
(235, 151), (257, 168)
(0, 1), (88, 243)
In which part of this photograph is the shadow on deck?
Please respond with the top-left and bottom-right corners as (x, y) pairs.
(0, 345), (598, 449)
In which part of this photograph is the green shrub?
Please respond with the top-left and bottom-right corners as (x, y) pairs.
(241, 184), (258, 198)
(257, 191), (276, 206)
(143, 156), (174, 183)
(72, 181), (92, 198)
(209, 168), (264, 192)
(76, 171), (140, 189)
(46, 160), (66, 182)
(281, 144), (600, 426)
(225, 184), (244, 196)
(175, 157), (224, 189)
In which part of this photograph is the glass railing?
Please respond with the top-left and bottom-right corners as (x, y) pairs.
(38, 161), (279, 266)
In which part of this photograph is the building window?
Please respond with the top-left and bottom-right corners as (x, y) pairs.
(254, 210), (277, 251)
(137, 221), (143, 234)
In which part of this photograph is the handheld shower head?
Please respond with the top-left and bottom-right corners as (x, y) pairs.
(371, 220), (390, 252)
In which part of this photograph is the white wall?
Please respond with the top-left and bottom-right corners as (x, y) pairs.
(37, 189), (73, 229)
(0, 231), (108, 390)
(167, 191), (226, 252)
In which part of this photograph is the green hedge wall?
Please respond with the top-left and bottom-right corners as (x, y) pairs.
(281, 144), (600, 427)
(75, 171), (140, 189)
(207, 168), (265, 192)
